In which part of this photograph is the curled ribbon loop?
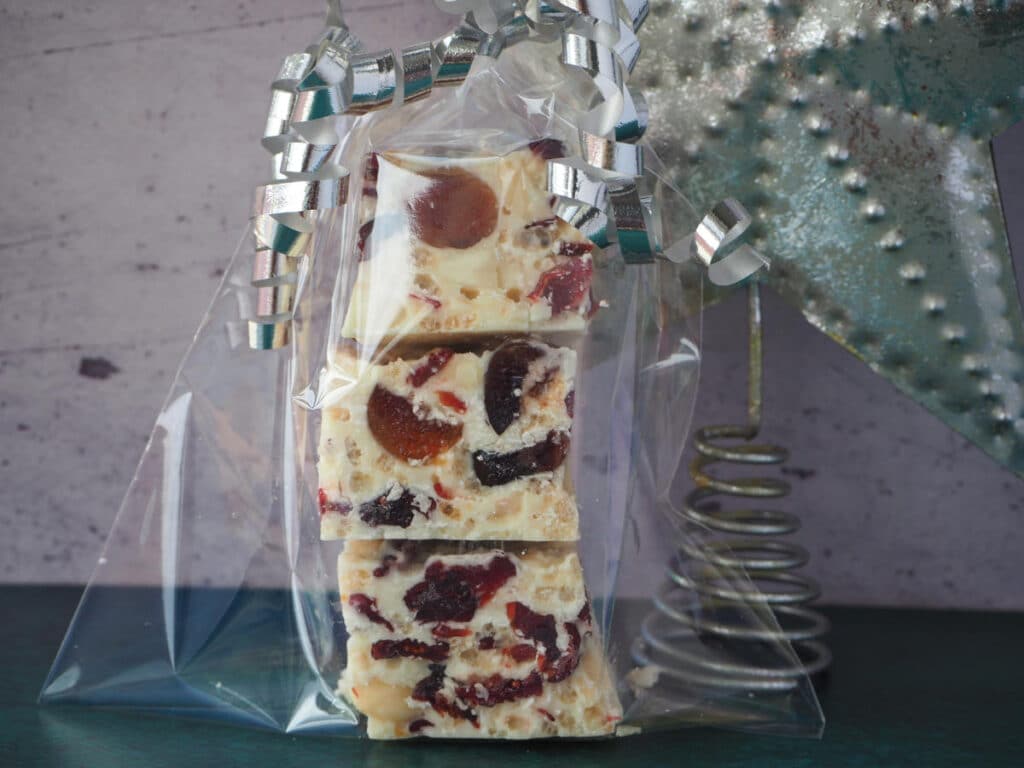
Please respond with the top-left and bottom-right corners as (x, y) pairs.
(247, 0), (764, 349)
(693, 199), (770, 287)
(535, 0), (660, 263)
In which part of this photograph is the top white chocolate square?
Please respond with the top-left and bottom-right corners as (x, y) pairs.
(340, 142), (596, 345)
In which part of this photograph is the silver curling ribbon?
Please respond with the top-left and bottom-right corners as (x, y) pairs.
(547, 159), (611, 246)
(542, 0), (666, 263)
(691, 198), (770, 286)
(348, 50), (398, 113)
(252, 249), (298, 287)
(401, 42), (437, 103)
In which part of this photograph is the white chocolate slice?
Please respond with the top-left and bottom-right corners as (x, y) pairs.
(338, 541), (622, 739)
(340, 144), (597, 344)
(318, 344), (579, 541)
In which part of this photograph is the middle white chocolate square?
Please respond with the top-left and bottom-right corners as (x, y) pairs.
(319, 341), (578, 541)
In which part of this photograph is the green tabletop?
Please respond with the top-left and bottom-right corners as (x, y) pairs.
(2, 586), (1022, 767)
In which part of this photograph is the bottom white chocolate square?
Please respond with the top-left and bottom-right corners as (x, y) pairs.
(337, 541), (622, 739)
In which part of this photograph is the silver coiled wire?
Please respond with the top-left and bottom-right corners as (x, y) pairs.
(633, 282), (831, 692)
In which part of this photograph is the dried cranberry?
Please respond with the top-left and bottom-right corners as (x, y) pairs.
(373, 554), (398, 578)
(505, 644), (537, 663)
(528, 258), (593, 315)
(456, 671), (543, 708)
(373, 542), (420, 577)
(358, 487), (433, 528)
(558, 240), (594, 258)
(472, 431), (570, 487)
(437, 390), (467, 414)
(349, 594), (394, 632)
(543, 622), (582, 683)
(405, 568), (470, 623)
(433, 480), (454, 501)
(317, 488), (351, 517)
(538, 708), (556, 722)
(432, 624), (472, 639)
(478, 636), (496, 650)
(484, 339), (544, 435)
(408, 349), (454, 387)
(412, 664), (477, 723)
(355, 219), (374, 261)
(564, 390), (575, 418)
(409, 719), (433, 733)
(372, 638), (450, 662)
(578, 601), (591, 624)
(408, 168), (497, 250)
(507, 602), (559, 661)
(412, 664), (446, 703)
(528, 138), (565, 160)
(364, 153), (379, 185)
(404, 555), (516, 623)
(367, 385), (463, 462)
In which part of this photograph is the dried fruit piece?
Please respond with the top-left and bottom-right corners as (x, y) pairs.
(528, 138), (565, 160)
(363, 153), (379, 197)
(507, 602), (560, 661)
(558, 240), (594, 258)
(528, 258), (593, 315)
(543, 622), (582, 683)
(409, 719), (433, 733)
(564, 390), (575, 418)
(373, 554), (398, 578)
(409, 168), (497, 250)
(478, 636), (496, 650)
(404, 555), (516, 623)
(412, 664), (445, 703)
(456, 671), (544, 708)
(349, 594), (394, 632)
(358, 487), (434, 528)
(412, 664), (477, 723)
(437, 390), (467, 414)
(356, 219), (375, 261)
(371, 638), (450, 662)
(578, 601), (591, 624)
(367, 386), (463, 462)
(505, 644), (538, 663)
(472, 431), (571, 487)
(318, 488), (352, 517)
(484, 339), (544, 435)
(372, 542), (419, 577)
(408, 348), (454, 387)
(432, 624), (472, 639)
(432, 480), (454, 501)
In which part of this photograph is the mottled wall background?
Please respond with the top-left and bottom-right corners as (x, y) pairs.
(0, 1), (1021, 609)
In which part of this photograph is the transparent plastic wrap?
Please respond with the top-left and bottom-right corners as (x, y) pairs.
(41, 0), (823, 741)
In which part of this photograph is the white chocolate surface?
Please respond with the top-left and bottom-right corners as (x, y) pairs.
(339, 145), (596, 344)
(318, 345), (579, 541)
(338, 541), (622, 739)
